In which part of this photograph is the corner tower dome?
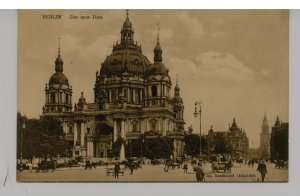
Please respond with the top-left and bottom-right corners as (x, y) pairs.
(49, 38), (69, 86)
(147, 23), (168, 76)
(100, 10), (151, 76)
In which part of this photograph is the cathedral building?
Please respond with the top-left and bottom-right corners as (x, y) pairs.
(259, 113), (270, 159)
(42, 12), (185, 159)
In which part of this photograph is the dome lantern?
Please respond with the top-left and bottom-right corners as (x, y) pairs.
(121, 9), (134, 45)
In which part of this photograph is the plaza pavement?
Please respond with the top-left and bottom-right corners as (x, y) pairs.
(17, 162), (288, 182)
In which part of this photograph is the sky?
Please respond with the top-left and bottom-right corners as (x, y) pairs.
(18, 10), (289, 148)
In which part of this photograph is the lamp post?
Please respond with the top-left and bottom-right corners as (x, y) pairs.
(140, 134), (144, 161)
(20, 120), (25, 172)
(194, 102), (202, 159)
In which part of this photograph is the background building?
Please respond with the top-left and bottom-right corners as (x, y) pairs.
(206, 118), (249, 161)
(42, 12), (185, 159)
(270, 116), (289, 161)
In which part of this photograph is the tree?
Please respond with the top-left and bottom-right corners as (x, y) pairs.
(184, 134), (207, 157)
(125, 136), (142, 158)
(143, 137), (173, 159)
(17, 113), (71, 161)
(213, 134), (228, 154)
(110, 137), (123, 158)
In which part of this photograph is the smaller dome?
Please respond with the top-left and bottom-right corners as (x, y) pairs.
(49, 72), (69, 86)
(147, 62), (168, 75)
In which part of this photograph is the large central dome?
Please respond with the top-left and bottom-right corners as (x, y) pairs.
(100, 13), (151, 76)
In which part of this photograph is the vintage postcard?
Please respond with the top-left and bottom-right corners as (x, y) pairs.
(17, 9), (289, 182)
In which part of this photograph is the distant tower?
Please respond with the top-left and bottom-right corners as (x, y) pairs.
(259, 112), (270, 159)
(43, 38), (72, 114)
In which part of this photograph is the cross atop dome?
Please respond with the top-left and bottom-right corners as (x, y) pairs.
(153, 22), (163, 63)
(55, 37), (63, 73)
(157, 22), (160, 44)
(58, 37), (61, 55)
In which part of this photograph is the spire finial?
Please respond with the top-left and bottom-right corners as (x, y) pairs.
(157, 22), (160, 43)
(126, 9), (129, 19)
(176, 73), (178, 86)
(58, 37), (61, 56)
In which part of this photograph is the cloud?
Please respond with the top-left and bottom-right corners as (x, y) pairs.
(166, 51), (254, 84)
(195, 51), (254, 82)
(177, 11), (205, 39)
(261, 70), (271, 78)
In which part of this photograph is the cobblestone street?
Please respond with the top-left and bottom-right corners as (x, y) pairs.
(17, 162), (288, 182)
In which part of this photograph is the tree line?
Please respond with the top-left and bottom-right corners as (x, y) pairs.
(17, 113), (72, 162)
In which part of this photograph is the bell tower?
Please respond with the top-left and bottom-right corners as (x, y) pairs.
(43, 38), (72, 114)
(259, 112), (271, 159)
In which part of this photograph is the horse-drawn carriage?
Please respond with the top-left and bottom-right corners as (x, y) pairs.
(105, 167), (125, 176)
(211, 161), (232, 173)
(164, 159), (181, 171)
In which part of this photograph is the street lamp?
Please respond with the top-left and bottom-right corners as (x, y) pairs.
(194, 102), (202, 159)
(140, 134), (145, 160)
(20, 120), (25, 172)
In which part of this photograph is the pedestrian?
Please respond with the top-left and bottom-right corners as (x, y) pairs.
(114, 162), (121, 179)
(130, 162), (134, 175)
(183, 163), (188, 173)
(68, 160), (72, 169)
(257, 160), (267, 182)
(85, 160), (91, 170)
(195, 162), (205, 182)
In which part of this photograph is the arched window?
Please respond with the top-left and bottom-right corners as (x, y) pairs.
(65, 94), (69, 104)
(132, 120), (138, 132)
(151, 85), (157, 97)
(50, 93), (56, 103)
(149, 119), (157, 131)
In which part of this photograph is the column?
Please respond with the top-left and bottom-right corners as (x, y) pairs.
(109, 89), (112, 102)
(90, 142), (94, 157)
(127, 88), (130, 103)
(132, 89), (135, 103)
(126, 119), (129, 134)
(163, 119), (167, 136)
(87, 142), (90, 157)
(80, 122), (85, 146)
(119, 119), (125, 161)
(73, 122), (77, 146)
(140, 89), (143, 102)
(121, 120), (125, 138)
(146, 118), (149, 132)
(158, 118), (161, 132)
(140, 119), (144, 134)
(113, 120), (117, 142)
(173, 139), (177, 158)
(87, 141), (93, 157)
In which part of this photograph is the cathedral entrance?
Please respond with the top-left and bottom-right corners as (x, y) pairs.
(95, 122), (113, 158)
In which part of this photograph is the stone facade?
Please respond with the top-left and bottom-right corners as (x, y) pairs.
(270, 117), (288, 161)
(206, 118), (249, 161)
(42, 12), (185, 159)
